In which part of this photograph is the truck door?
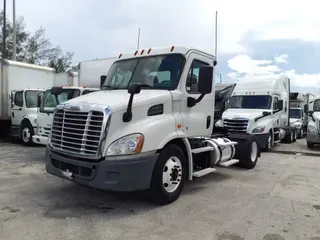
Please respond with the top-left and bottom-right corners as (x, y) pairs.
(11, 90), (24, 128)
(180, 53), (213, 137)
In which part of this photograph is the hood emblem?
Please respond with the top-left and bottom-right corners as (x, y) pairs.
(63, 104), (81, 111)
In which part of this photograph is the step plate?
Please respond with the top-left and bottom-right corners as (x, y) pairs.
(192, 167), (216, 178)
(218, 159), (239, 167)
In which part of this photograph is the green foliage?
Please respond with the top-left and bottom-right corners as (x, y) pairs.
(0, 11), (74, 73)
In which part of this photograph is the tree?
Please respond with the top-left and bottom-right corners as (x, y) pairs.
(0, 11), (74, 72)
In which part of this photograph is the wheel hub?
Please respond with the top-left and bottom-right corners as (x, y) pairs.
(22, 127), (30, 142)
(162, 157), (182, 193)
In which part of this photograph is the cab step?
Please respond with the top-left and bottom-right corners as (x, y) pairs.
(191, 146), (214, 154)
(192, 167), (216, 177)
(218, 159), (239, 167)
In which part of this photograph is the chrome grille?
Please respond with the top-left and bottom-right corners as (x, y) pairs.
(51, 109), (103, 155)
(224, 119), (249, 132)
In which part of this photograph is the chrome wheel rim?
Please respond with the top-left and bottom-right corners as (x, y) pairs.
(250, 141), (258, 162)
(22, 127), (30, 143)
(162, 156), (182, 193)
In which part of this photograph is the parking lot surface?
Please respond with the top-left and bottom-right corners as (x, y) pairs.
(1, 141), (320, 240)
(272, 138), (320, 156)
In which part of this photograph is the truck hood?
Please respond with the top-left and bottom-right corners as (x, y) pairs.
(223, 108), (268, 120)
(62, 89), (171, 112)
(313, 112), (320, 119)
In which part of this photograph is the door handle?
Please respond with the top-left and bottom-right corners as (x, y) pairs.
(18, 108), (22, 111)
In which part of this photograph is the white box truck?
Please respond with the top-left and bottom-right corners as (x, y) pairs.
(0, 59), (55, 142)
(306, 94), (320, 148)
(44, 46), (262, 205)
(78, 57), (117, 88)
(221, 73), (297, 152)
(54, 72), (79, 87)
(289, 92), (306, 138)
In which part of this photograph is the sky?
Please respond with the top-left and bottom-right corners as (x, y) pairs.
(5, 0), (320, 94)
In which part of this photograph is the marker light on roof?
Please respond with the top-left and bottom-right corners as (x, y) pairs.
(118, 53), (122, 58)
(170, 46), (175, 52)
(134, 50), (138, 56)
(141, 49), (145, 55)
(147, 48), (152, 54)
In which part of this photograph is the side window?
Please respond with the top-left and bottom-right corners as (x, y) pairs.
(186, 60), (209, 94)
(273, 96), (279, 110)
(14, 91), (23, 107)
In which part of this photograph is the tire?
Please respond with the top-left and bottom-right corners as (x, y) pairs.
(237, 136), (260, 169)
(20, 121), (34, 146)
(292, 129), (297, 142)
(263, 131), (273, 152)
(297, 129), (302, 139)
(307, 141), (314, 149)
(286, 129), (293, 144)
(149, 144), (187, 205)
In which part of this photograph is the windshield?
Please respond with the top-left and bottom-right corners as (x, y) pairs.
(314, 99), (320, 112)
(40, 89), (81, 113)
(101, 54), (184, 90)
(230, 95), (272, 109)
(290, 108), (302, 118)
(25, 90), (43, 108)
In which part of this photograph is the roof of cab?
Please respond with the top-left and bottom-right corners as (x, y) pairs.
(117, 45), (215, 60)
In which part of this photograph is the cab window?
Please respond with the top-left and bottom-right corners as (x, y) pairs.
(186, 60), (209, 94)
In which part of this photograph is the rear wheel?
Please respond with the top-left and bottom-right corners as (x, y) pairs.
(149, 144), (187, 205)
(297, 129), (302, 139)
(286, 129), (293, 144)
(263, 131), (273, 152)
(292, 129), (297, 142)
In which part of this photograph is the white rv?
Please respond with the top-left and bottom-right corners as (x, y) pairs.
(222, 74), (296, 151)
(44, 46), (262, 205)
(0, 59), (55, 144)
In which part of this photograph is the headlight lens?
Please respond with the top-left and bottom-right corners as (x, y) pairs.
(252, 126), (265, 133)
(107, 133), (144, 156)
(215, 120), (222, 127)
(308, 125), (317, 132)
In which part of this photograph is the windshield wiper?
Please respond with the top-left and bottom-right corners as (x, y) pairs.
(101, 85), (117, 90)
(136, 83), (153, 89)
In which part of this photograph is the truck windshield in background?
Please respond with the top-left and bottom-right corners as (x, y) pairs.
(290, 108), (302, 118)
(101, 54), (184, 90)
(25, 90), (43, 108)
(230, 95), (272, 109)
(40, 89), (81, 113)
(314, 99), (320, 112)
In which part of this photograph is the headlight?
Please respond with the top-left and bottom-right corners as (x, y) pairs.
(252, 126), (265, 133)
(107, 133), (144, 156)
(308, 125), (317, 132)
(215, 120), (222, 127)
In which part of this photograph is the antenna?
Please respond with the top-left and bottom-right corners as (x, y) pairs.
(137, 28), (141, 50)
(214, 11), (218, 66)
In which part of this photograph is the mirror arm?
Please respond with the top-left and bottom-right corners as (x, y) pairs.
(123, 94), (135, 122)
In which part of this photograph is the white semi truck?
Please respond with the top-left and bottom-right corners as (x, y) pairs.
(44, 46), (261, 205)
(222, 74), (296, 152)
(289, 93), (305, 138)
(0, 59), (55, 142)
(306, 95), (320, 148)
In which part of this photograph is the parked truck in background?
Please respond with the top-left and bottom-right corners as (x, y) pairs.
(32, 86), (99, 146)
(0, 59), (55, 142)
(221, 73), (296, 152)
(289, 92), (305, 138)
(214, 83), (236, 125)
(78, 57), (117, 88)
(306, 95), (320, 148)
(54, 71), (79, 87)
(44, 46), (261, 205)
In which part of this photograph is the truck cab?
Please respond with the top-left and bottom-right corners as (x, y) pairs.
(306, 96), (320, 148)
(32, 86), (99, 145)
(289, 107), (304, 138)
(10, 88), (45, 145)
(222, 74), (295, 151)
(44, 46), (261, 205)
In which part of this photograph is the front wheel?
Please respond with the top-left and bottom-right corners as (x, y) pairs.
(292, 129), (297, 142)
(307, 141), (314, 149)
(20, 122), (34, 146)
(263, 131), (273, 152)
(237, 136), (260, 169)
(149, 144), (187, 205)
(297, 129), (302, 139)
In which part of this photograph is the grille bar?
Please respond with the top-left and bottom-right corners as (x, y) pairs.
(224, 119), (249, 132)
(51, 109), (103, 156)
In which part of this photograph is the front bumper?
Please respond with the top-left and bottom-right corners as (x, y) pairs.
(306, 131), (320, 143)
(32, 135), (48, 145)
(45, 147), (158, 192)
(228, 132), (268, 149)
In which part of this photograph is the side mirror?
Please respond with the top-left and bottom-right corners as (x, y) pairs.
(278, 100), (283, 111)
(100, 75), (107, 88)
(308, 110), (314, 116)
(198, 66), (213, 94)
(10, 92), (15, 108)
(304, 104), (308, 113)
(128, 84), (141, 95)
(262, 111), (271, 116)
(51, 86), (63, 95)
(224, 100), (230, 109)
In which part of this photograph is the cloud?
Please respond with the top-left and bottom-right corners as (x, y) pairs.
(226, 54), (320, 92)
(274, 54), (288, 64)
